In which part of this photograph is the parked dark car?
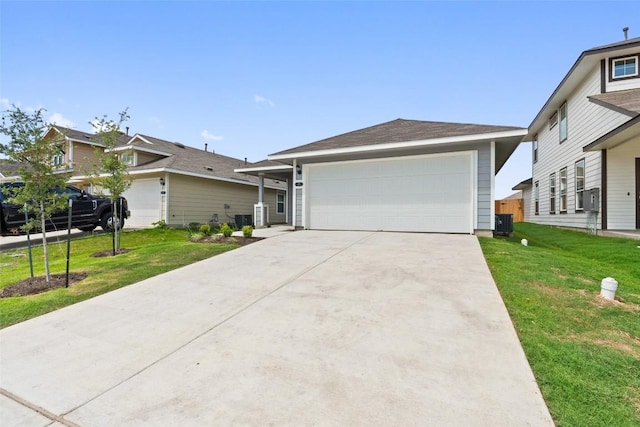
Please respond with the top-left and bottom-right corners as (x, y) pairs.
(0, 182), (130, 236)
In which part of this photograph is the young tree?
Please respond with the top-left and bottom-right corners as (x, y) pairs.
(88, 109), (132, 254)
(0, 106), (69, 282)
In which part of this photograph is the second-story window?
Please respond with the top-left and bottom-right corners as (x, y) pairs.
(533, 136), (538, 163)
(121, 152), (133, 166)
(612, 56), (638, 79)
(52, 153), (64, 167)
(559, 102), (568, 142)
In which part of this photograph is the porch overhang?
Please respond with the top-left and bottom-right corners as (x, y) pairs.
(584, 116), (640, 151)
(234, 163), (293, 181)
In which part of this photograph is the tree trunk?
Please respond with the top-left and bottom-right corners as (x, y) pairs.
(40, 201), (51, 282)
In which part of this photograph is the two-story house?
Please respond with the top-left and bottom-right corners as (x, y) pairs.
(518, 36), (640, 231)
(1, 126), (288, 228)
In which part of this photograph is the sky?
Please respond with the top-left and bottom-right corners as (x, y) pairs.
(1, 1), (638, 198)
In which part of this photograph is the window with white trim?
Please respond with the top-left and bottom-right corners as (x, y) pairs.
(52, 152), (64, 167)
(549, 173), (556, 214)
(549, 112), (558, 129)
(534, 181), (539, 215)
(612, 56), (638, 79)
(276, 192), (285, 214)
(575, 159), (585, 211)
(121, 152), (133, 166)
(559, 167), (567, 213)
(533, 136), (538, 163)
(559, 102), (568, 142)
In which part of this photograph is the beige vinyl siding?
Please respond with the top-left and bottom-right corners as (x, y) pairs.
(71, 142), (99, 173)
(607, 139), (640, 229)
(167, 174), (281, 226)
(531, 65), (628, 229)
(136, 151), (163, 166)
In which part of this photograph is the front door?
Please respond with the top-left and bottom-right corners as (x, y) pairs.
(636, 158), (640, 229)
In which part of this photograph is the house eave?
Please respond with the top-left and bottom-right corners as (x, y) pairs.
(583, 115), (640, 151)
(268, 128), (527, 161)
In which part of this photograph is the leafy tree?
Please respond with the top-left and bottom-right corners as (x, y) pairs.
(88, 109), (132, 254)
(0, 106), (69, 282)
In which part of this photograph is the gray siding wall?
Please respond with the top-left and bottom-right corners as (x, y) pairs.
(295, 188), (303, 227)
(476, 144), (492, 230)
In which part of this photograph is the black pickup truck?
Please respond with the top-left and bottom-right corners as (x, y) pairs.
(0, 183), (130, 236)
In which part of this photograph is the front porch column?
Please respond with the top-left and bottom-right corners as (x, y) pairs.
(254, 173), (268, 227)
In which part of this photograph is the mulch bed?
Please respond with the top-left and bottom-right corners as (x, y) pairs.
(191, 236), (264, 246)
(91, 248), (133, 258)
(1, 272), (88, 298)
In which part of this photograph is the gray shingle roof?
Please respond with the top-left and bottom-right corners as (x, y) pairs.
(589, 88), (640, 116)
(270, 119), (524, 156)
(55, 126), (130, 146)
(128, 134), (284, 188)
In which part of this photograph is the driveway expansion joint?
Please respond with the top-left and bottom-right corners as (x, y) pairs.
(0, 387), (81, 427)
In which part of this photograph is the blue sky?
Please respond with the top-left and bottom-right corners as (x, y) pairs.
(1, 1), (638, 198)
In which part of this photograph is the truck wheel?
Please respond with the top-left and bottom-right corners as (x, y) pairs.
(101, 213), (125, 232)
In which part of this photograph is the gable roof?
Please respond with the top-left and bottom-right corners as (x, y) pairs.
(588, 88), (640, 116)
(53, 126), (131, 147)
(126, 134), (284, 188)
(527, 36), (640, 138)
(270, 119), (525, 157)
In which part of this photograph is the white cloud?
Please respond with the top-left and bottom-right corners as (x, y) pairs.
(48, 112), (76, 128)
(254, 95), (275, 107)
(200, 130), (224, 141)
(1, 98), (11, 110)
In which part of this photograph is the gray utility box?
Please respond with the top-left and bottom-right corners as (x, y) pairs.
(494, 214), (514, 236)
(583, 188), (600, 212)
(235, 214), (253, 228)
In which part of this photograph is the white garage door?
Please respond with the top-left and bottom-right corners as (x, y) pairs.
(123, 179), (162, 227)
(307, 153), (474, 233)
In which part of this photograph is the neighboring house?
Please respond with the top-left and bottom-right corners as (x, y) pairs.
(495, 191), (525, 223)
(520, 37), (640, 231)
(237, 118), (526, 235)
(1, 126), (286, 228)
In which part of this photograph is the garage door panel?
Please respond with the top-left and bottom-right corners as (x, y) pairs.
(123, 179), (162, 227)
(307, 154), (473, 233)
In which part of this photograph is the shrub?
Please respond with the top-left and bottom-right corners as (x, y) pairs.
(199, 224), (211, 236)
(187, 222), (200, 231)
(242, 225), (253, 238)
(152, 220), (168, 229)
(220, 223), (233, 237)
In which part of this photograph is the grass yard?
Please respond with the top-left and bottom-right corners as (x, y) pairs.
(480, 222), (640, 427)
(0, 228), (238, 329)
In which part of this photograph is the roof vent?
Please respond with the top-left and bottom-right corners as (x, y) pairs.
(623, 27), (629, 40)
(174, 142), (185, 148)
(205, 166), (214, 171)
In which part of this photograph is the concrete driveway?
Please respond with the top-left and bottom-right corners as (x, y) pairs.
(0, 231), (554, 426)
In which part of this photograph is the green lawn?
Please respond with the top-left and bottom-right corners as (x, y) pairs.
(0, 228), (238, 328)
(480, 222), (640, 427)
